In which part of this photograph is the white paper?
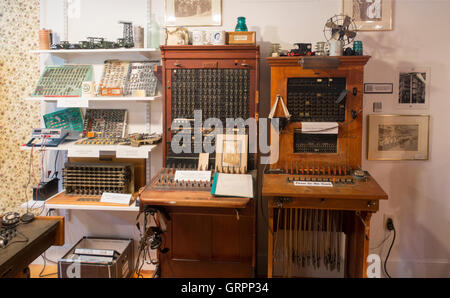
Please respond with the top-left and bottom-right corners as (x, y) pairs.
(301, 122), (338, 134)
(57, 97), (89, 108)
(213, 173), (253, 198)
(174, 170), (211, 182)
(116, 147), (149, 159)
(68, 147), (99, 158)
(100, 192), (132, 205)
(74, 248), (115, 257)
(293, 181), (333, 187)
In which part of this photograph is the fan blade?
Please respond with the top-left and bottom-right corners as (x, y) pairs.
(345, 30), (357, 39)
(326, 21), (340, 30)
(331, 30), (341, 40)
(343, 15), (351, 27)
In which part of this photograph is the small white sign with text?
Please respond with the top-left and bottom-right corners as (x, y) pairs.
(293, 181), (333, 187)
(100, 192), (132, 205)
(57, 97), (89, 108)
(174, 170), (211, 182)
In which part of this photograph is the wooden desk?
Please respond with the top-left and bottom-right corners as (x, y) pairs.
(263, 173), (387, 278)
(139, 170), (256, 278)
(0, 216), (64, 278)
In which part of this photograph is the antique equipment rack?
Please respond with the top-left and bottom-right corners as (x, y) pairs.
(263, 56), (388, 278)
(140, 45), (260, 277)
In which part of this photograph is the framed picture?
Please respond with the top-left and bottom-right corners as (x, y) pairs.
(364, 83), (393, 94)
(215, 134), (248, 173)
(395, 67), (430, 110)
(165, 0), (222, 27)
(343, 0), (393, 31)
(367, 115), (430, 160)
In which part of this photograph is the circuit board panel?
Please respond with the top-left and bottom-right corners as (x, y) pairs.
(43, 108), (84, 132)
(32, 65), (93, 97)
(124, 61), (159, 96)
(82, 109), (127, 139)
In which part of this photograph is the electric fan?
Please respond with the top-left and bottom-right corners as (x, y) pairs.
(324, 14), (357, 46)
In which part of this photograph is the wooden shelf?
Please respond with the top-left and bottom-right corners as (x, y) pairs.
(30, 48), (160, 59)
(34, 191), (140, 212)
(25, 95), (161, 106)
(20, 140), (159, 159)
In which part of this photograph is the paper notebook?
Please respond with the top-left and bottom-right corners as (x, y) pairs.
(211, 173), (253, 198)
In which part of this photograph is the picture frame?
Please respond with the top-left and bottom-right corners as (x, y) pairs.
(165, 0), (222, 27)
(215, 134), (248, 174)
(343, 0), (393, 31)
(367, 114), (430, 160)
(395, 67), (430, 110)
(364, 83), (393, 94)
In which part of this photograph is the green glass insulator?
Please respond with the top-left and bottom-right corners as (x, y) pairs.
(235, 17), (248, 32)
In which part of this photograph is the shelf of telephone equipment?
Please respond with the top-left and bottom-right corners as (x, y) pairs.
(30, 48), (160, 59)
(37, 191), (140, 212)
(25, 95), (161, 104)
(20, 140), (158, 159)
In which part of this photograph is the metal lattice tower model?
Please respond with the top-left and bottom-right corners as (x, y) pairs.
(119, 21), (134, 47)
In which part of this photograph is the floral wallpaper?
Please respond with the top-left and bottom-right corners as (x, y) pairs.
(0, 0), (41, 213)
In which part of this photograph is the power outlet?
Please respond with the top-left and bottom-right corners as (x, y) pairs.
(383, 213), (394, 231)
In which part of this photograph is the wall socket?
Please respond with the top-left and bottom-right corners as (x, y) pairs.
(383, 213), (394, 231)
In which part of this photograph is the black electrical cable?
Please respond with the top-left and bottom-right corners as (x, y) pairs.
(370, 232), (392, 250)
(3, 231), (28, 247)
(135, 211), (148, 278)
(134, 209), (168, 278)
(39, 252), (57, 278)
(384, 227), (396, 278)
(53, 150), (60, 178)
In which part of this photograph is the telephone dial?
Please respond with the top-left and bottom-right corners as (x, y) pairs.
(1, 212), (20, 227)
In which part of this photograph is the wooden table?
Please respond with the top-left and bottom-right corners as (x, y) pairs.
(0, 216), (64, 278)
(139, 170), (256, 278)
(263, 173), (388, 278)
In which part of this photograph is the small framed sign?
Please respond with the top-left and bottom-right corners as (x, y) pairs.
(364, 83), (393, 94)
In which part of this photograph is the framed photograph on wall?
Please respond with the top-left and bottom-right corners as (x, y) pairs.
(165, 0), (222, 26)
(367, 114), (430, 160)
(343, 0), (393, 31)
(395, 67), (430, 110)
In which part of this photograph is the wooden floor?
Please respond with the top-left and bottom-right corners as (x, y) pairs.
(29, 264), (154, 278)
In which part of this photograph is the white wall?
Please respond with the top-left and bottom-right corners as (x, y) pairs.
(218, 0), (450, 277)
(360, 0), (450, 278)
(38, 0), (449, 277)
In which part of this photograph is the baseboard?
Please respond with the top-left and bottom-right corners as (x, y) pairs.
(384, 259), (450, 278)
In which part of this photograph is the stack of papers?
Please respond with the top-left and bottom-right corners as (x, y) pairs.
(211, 173), (253, 198)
